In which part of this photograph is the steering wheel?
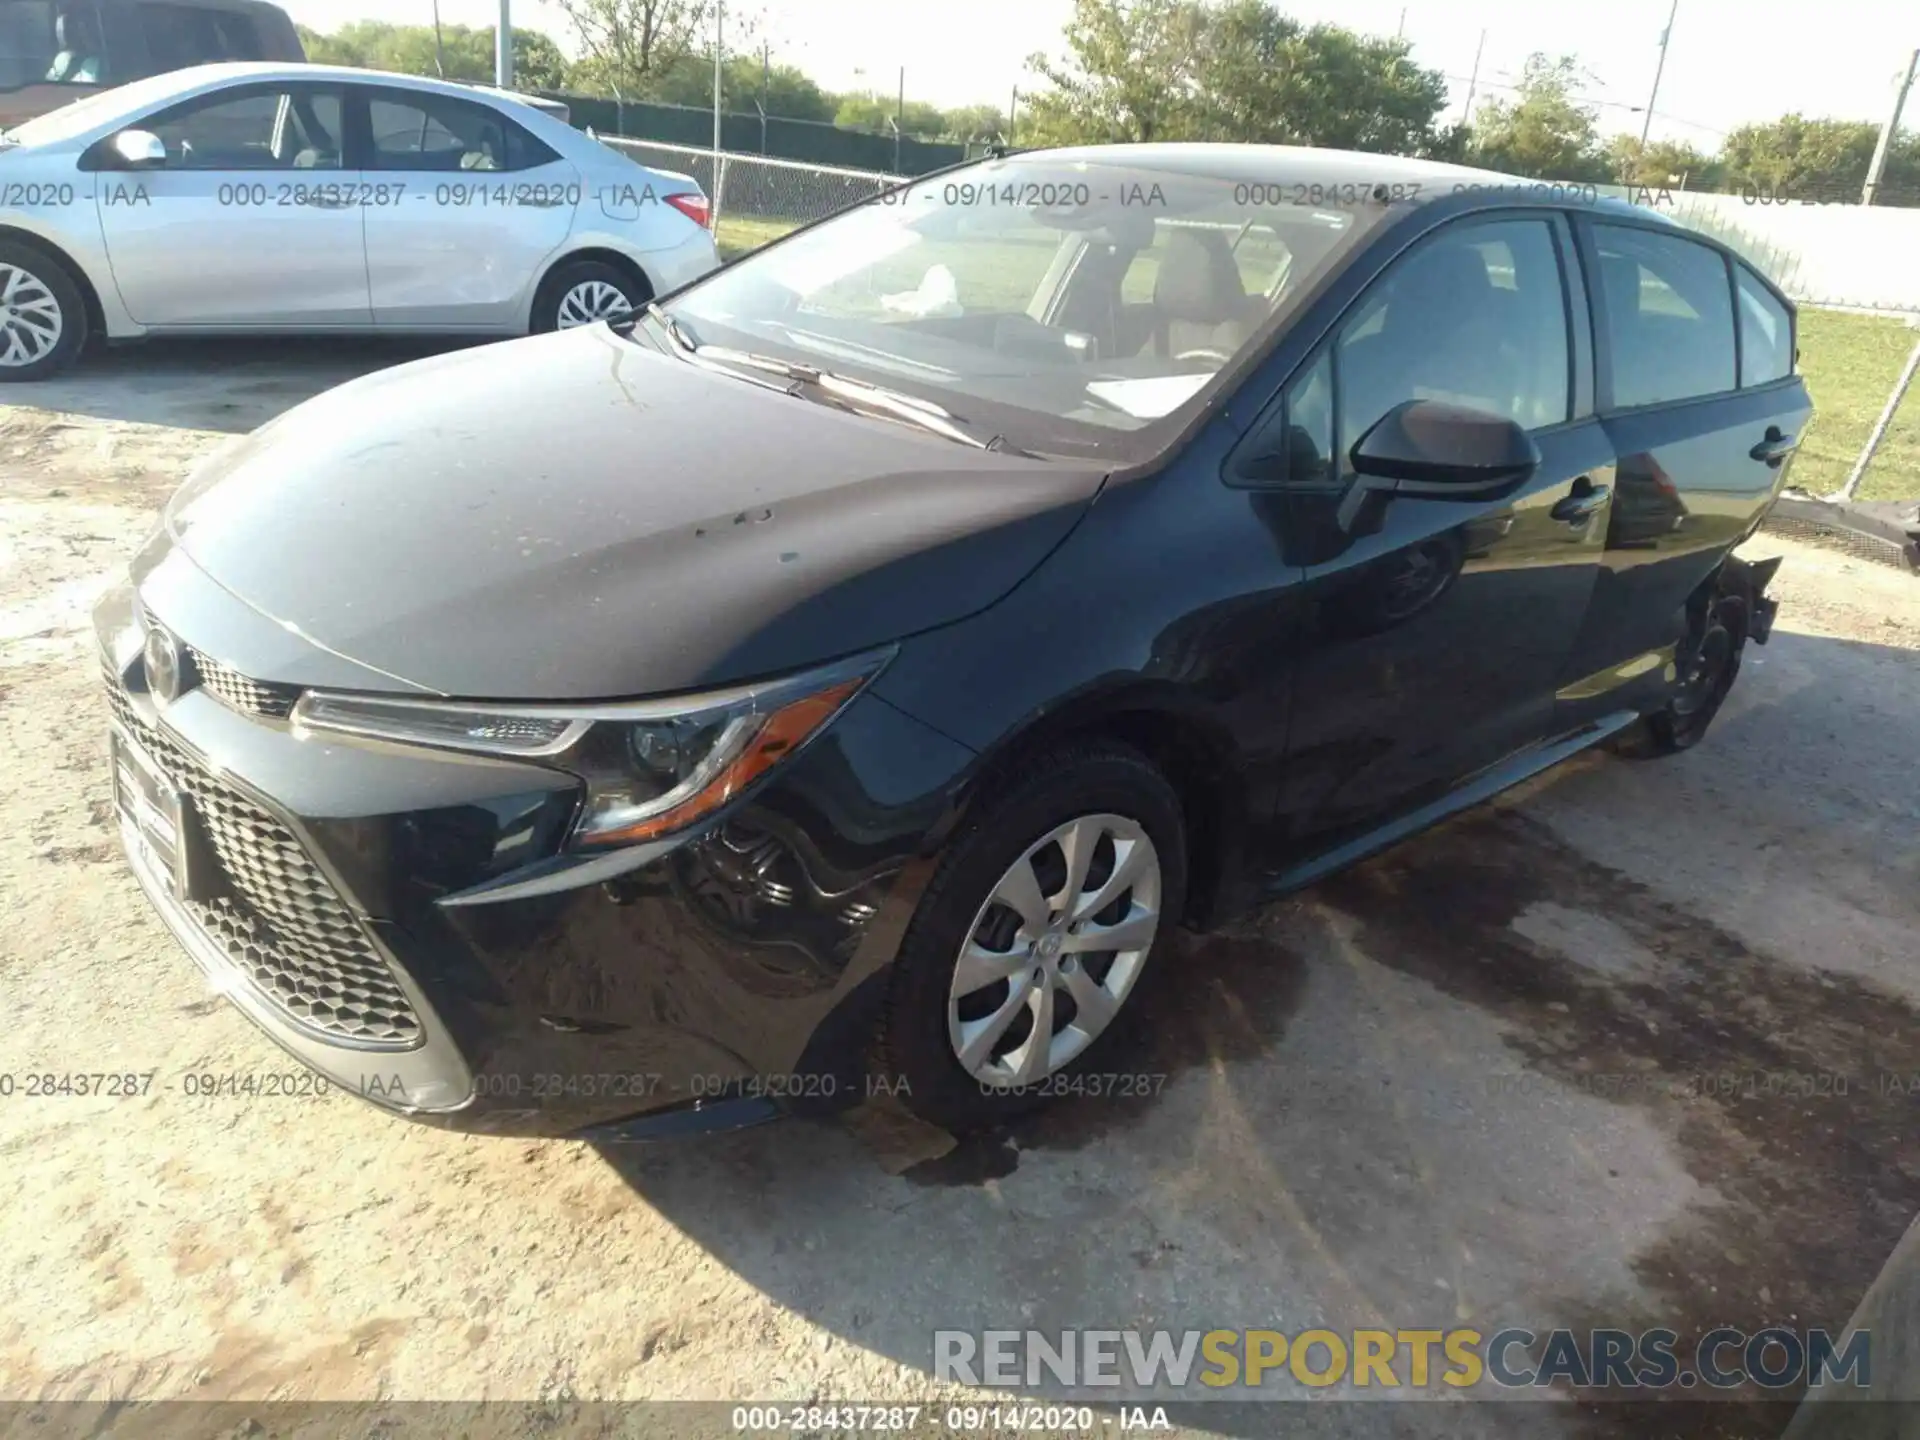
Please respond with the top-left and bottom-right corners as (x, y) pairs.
(1175, 347), (1235, 365)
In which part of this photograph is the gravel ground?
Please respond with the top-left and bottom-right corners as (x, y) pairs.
(2, 339), (1917, 1439)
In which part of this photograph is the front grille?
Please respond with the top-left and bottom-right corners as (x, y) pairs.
(106, 680), (422, 1049)
(186, 646), (301, 719)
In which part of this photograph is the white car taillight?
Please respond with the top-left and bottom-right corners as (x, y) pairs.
(664, 192), (711, 230)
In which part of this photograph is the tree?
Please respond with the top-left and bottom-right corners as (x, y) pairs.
(1717, 115), (1920, 201)
(832, 94), (948, 138)
(939, 104), (1010, 142)
(644, 54), (835, 119)
(552, 0), (717, 97)
(296, 22), (568, 90)
(1022, 0), (1210, 144)
(1468, 53), (1611, 181)
(1022, 0), (1453, 151)
(1607, 134), (1719, 190)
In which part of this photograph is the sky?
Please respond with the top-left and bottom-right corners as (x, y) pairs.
(280, 0), (1920, 146)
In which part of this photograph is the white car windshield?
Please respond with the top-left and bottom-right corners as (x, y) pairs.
(662, 156), (1390, 462)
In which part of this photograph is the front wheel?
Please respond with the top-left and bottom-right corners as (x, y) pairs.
(879, 743), (1187, 1133)
(0, 243), (87, 381)
(531, 259), (649, 334)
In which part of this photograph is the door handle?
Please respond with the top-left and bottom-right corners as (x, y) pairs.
(1750, 427), (1799, 465)
(1550, 476), (1611, 524)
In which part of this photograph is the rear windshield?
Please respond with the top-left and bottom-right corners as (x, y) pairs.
(663, 157), (1392, 464)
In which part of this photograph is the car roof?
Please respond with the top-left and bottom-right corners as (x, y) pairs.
(1000, 142), (1670, 224)
(138, 61), (555, 100)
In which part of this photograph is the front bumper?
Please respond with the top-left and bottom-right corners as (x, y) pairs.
(95, 574), (973, 1136)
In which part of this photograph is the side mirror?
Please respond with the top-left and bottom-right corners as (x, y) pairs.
(1338, 399), (1538, 529)
(108, 129), (167, 170)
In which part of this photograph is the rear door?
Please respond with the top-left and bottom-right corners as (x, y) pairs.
(90, 79), (371, 326)
(1242, 211), (1616, 857)
(1555, 218), (1811, 731)
(351, 85), (580, 330)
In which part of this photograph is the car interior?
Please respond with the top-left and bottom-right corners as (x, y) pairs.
(144, 87), (341, 168)
(43, 7), (104, 83)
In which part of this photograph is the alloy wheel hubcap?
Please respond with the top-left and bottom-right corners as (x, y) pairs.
(555, 279), (632, 329)
(947, 813), (1162, 1089)
(0, 263), (62, 367)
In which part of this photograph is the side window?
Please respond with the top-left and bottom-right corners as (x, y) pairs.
(1592, 223), (1736, 408)
(1277, 348), (1334, 485)
(146, 86), (343, 170)
(365, 92), (552, 173)
(6, 1), (109, 86)
(1335, 217), (1570, 469)
(1736, 264), (1794, 386)
(138, 3), (264, 69)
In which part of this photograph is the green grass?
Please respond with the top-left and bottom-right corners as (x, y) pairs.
(1791, 308), (1920, 502)
(714, 214), (799, 261)
(707, 218), (1920, 501)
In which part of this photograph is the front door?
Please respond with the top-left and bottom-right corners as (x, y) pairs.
(1258, 212), (1614, 858)
(93, 81), (370, 327)
(354, 86), (580, 330)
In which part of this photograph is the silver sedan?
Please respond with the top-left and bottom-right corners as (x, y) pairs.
(0, 62), (722, 379)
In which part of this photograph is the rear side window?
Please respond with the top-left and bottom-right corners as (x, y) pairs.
(364, 91), (556, 172)
(138, 3), (265, 69)
(1736, 264), (1794, 386)
(1592, 223), (1736, 409)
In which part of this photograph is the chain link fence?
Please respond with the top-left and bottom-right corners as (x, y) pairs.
(592, 135), (904, 256)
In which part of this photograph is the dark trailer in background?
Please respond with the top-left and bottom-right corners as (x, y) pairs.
(0, 0), (302, 128)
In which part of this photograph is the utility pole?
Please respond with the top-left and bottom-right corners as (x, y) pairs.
(897, 66), (905, 130)
(712, 1), (723, 159)
(1009, 85), (1018, 144)
(1863, 48), (1920, 206)
(1397, 7), (1405, 38)
(1461, 30), (1486, 127)
(1640, 0), (1677, 146)
(495, 0), (511, 87)
(431, 0), (446, 77)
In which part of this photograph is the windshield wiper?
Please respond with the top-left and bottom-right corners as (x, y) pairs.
(640, 301), (696, 352)
(687, 342), (1027, 452)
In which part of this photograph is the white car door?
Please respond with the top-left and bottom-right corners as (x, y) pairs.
(356, 86), (581, 330)
(92, 82), (372, 327)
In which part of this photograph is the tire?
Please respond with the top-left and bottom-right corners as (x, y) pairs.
(879, 742), (1188, 1133)
(0, 242), (88, 381)
(531, 258), (649, 335)
(1609, 591), (1748, 759)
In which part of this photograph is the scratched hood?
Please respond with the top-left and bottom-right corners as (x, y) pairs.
(159, 325), (1106, 699)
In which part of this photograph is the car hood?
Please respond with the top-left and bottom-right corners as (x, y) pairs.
(160, 325), (1108, 700)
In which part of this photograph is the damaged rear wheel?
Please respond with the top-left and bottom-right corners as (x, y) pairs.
(1610, 584), (1752, 759)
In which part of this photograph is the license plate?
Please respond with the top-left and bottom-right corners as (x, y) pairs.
(112, 726), (188, 899)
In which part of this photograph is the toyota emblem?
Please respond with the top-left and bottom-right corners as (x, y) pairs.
(143, 623), (185, 705)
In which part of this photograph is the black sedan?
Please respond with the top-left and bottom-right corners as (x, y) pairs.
(96, 143), (1808, 1137)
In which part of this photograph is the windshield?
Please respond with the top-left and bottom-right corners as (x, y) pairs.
(663, 156), (1388, 462)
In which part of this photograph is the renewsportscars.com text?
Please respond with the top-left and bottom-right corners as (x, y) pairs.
(934, 1326), (1870, 1393)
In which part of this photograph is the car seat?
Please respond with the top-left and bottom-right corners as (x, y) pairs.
(1149, 228), (1260, 361)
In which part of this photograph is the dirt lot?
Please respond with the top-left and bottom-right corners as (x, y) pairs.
(2, 339), (1918, 1438)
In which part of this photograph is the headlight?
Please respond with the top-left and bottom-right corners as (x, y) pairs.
(290, 650), (891, 848)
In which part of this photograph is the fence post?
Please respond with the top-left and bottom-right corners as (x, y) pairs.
(1835, 327), (1920, 501)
